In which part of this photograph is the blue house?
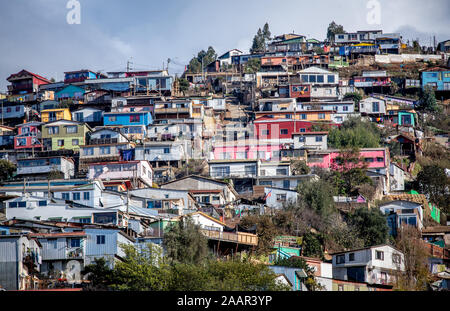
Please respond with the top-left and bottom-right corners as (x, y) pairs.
(103, 111), (153, 127)
(421, 68), (450, 91)
(55, 85), (86, 100)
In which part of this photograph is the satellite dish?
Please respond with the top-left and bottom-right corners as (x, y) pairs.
(65, 260), (82, 284)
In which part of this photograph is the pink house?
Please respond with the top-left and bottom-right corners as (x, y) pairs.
(213, 141), (285, 161)
(307, 148), (389, 169)
(14, 122), (43, 150)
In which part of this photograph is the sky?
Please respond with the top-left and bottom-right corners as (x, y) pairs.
(0, 0), (449, 91)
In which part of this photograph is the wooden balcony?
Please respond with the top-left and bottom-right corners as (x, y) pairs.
(200, 229), (258, 246)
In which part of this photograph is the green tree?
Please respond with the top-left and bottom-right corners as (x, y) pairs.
(302, 232), (324, 259)
(330, 148), (373, 196)
(82, 257), (115, 291)
(419, 85), (438, 112)
(290, 159), (311, 175)
(262, 22), (271, 41)
(250, 25), (270, 54)
(177, 78), (190, 93)
(0, 159), (16, 181)
(415, 165), (450, 213)
(240, 215), (279, 255)
(187, 47), (217, 73)
(163, 217), (210, 265)
(326, 21), (346, 43)
(343, 92), (363, 106)
(273, 257), (323, 291)
(244, 58), (261, 74)
(349, 207), (389, 247)
(328, 117), (381, 149)
(297, 179), (336, 218)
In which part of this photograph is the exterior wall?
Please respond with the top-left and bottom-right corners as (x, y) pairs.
(80, 144), (129, 163)
(297, 102), (354, 113)
(213, 144), (283, 161)
(256, 111), (333, 122)
(103, 111), (152, 127)
(421, 71), (450, 91)
(264, 188), (298, 209)
(16, 157), (75, 179)
(390, 164), (405, 191)
(55, 85), (85, 100)
(209, 161), (258, 178)
(269, 266), (305, 291)
(41, 109), (72, 123)
(72, 108), (103, 122)
(259, 163), (291, 177)
(135, 143), (185, 162)
(87, 161), (153, 186)
(0, 104), (27, 119)
(190, 213), (224, 232)
(41, 122), (91, 151)
(360, 97), (387, 115)
(90, 129), (127, 142)
(254, 119), (338, 140)
(310, 85), (338, 99)
(293, 134), (328, 150)
(308, 149), (388, 169)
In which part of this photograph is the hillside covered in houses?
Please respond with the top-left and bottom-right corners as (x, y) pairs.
(0, 18), (449, 292)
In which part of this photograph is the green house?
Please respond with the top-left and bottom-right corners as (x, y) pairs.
(41, 120), (92, 152)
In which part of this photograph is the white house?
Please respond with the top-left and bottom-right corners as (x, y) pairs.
(264, 187), (299, 209)
(184, 211), (226, 232)
(379, 200), (424, 234)
(389, 163), (405, 192)
(332, 244), (405, 286)
(135, 141), (186, 167)
(209, 159), (259, 179)
(16, 156), (75, 180)
(72, 107), (103, 123)
(87, 160), (153, 188)
(293, 132), (328, 150)
(360, 96), (387, 116)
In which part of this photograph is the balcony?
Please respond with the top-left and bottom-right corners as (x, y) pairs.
(155, 108), (189, 114)
(89, 138), (118, 145)
(200, 229), (258, 246)
(66, 247), (84, 259)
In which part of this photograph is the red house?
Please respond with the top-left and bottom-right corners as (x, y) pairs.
(14, 122), (43, 150)
(7, 70), (51, 95)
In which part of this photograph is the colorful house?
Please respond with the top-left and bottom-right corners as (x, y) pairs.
(41, 108), (72, 123)
(307, 148), (389, 170)
(6, 69), (51, 95)
(41, 120), (92, 151)
(421, 67), (450, 91)
(64, 69), (106, 84)
(14, 122), (43, 150)
(55, 85), (85, 101)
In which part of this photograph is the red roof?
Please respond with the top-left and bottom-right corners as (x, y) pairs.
(7, 69), (51, 83)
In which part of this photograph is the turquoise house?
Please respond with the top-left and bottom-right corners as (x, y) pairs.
(55, 85), (85, 100)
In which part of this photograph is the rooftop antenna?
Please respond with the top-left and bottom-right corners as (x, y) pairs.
(127, 57), (133, 72)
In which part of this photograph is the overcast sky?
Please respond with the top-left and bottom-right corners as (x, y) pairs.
(0, 0), (449, 91)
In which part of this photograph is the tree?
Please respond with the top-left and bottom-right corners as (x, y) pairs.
(415, 165), (450, 213)
(301, 232), (324, 259)
(177, 78), (190, 94)
(0, 159), (16, 181)
(349, 207), (389, 247)
(330, 148), (373, 196)
(240, 215), (279, 255)
(419, 85), (438, 112)
(290, 159), (311, 175)
(326, 21), (345, 43)
(250, 23), (271, 54)
(187, 47), (217, 73)
(297, 179), (336, 218)
(163, 217), (210, 265)
(244, 58), (261, 74)
(328, 117), (381, 149)
(82, 257), (115, 291)
(394, 226), (431, 291)
(273, 257), (323, 291)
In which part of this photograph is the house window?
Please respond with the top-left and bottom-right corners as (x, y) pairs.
(317, 75), (324, 83)
(337, 254), (345, 264)
(283, 180), (290, 189)
(343, 106), (349, 112)
(9, 202), (18, 208)
(109, 116), (117, 122)
(372, 102), (380, 112)
(365, 158), (374, 163)
(261, 129), (270, 136)
(96, 235), (105, 245)
(73, 193), (81, 201)
(83, 192), (90, 200)
(38, 200), (47, 207)
(18, 202), (26, 208)
(57, 140), (64, 146)
(301, 114), (307, 120)
(392, 254), (401, 264)
(245, 165), (256, 176)
(349, 253), (355, 261)
(285, 114), (292, 119)
(377, 157), (384, 162)
(338, 285), (344, 291)
(299, 136), (306, 142)
(375, 250), (384, 261)
(130, 115), (141, 123)
(100, 146), (111, 155)
(163, 147), (170, 154)
(276, 169), (287, 175)
(318, 113), (325, 119)
(327, 75), (335, 83)
(315, 136), (323, 142)
(201, 196), (210, 203)
(70, 238), (81, 248)
(309, 75), (316, 83)
(48, 126), (59, 135)
(212, 196), (220, 202)
(62, 193), (70, 200)
(66, 126), (78, 134)
(48, 238), (57, 249)
(83, 148), (94, 156)
(72, 139), (79, 146)
(280, 129), (288, 135)
(300, 128), (306, 133)
(276, 194), (287, 202)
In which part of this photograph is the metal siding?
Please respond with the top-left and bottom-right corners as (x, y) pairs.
(40, 238), (67, 260)
(0, 238), (18, 262)
(85, 229), (117, 257)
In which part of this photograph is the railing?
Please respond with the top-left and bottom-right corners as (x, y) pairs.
(66, 247), (83, 259)
(89, 138), (118, 145)
(200, 229), (258, 246)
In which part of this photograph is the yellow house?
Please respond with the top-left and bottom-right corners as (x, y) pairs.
(41, 108), (72, 123)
